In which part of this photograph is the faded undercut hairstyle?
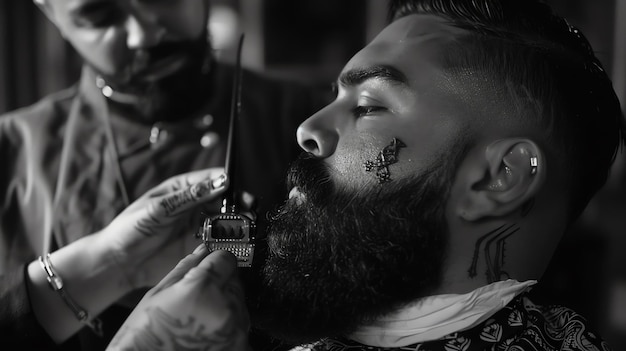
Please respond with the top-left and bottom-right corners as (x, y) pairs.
(389, 0), (626, 221)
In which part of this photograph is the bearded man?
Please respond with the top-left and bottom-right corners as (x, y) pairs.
(108, 0), (624, 350)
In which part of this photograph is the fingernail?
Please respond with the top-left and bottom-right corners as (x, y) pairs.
(211, 174), (228, 189)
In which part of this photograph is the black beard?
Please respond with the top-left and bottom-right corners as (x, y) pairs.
(91, 32), (213, 121)
(247, 152), (454, 344)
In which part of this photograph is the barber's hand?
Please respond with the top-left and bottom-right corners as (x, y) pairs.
(97, 168), (228, 289)
(107, 247), (250, 351)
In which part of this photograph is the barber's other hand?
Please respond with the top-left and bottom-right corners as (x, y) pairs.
(107, 247), (250, 351)
(97, 168), (228, 289)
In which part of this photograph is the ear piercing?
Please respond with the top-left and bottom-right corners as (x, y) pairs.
(530, 156), (538, 175)
(364, 138), (406, 183)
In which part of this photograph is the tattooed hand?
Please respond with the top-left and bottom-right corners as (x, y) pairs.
(107, 247), (250, 351)
(96, 168), (229, 290)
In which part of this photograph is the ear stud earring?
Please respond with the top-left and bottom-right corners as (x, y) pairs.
(530, 156), (538, 175)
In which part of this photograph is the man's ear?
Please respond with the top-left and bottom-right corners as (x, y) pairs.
(456, 138), (546, 221)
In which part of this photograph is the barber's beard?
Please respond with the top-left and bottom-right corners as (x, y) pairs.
(248, 153), (453, 344)
(92, 33), (213, 121)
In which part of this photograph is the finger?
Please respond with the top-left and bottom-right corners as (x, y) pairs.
(182, 168), (226, 188)
(157, 174), (229, 217)
(151, 244), (209, 293)
(183, 250), (238, 288)
(147, 168), (226, 198)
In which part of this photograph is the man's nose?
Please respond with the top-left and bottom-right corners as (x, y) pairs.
(125, 14), (164, 49)
(296, 107), (341, 158)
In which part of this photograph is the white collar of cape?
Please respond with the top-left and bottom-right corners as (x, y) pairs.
(291, 279), (537, 350)
(349, 279), (537, 348)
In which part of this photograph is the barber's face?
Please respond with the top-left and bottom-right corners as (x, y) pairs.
(41, 0), (209, 85)
(251, 15), (472, 343)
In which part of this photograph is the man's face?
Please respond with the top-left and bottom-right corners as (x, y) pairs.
(41, 0), (209, 89)
(297, 14), (471, 191)
(251, 15), (473, 342)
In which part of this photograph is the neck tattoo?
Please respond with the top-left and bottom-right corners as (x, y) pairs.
(468, 223), (520, 283)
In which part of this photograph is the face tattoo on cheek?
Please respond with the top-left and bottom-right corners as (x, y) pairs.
(364, 138), (406, 183)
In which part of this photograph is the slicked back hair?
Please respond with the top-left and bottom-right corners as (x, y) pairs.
(389, 0), (625, 221)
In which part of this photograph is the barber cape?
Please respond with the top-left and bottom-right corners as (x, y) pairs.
(293, 281), (611, 351)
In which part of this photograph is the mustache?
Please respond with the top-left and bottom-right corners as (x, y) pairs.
(101, 34), (208, 86)
(266, 152), (335, 222)
(285, 152), (335, 203)
(129, 40), (201, 73)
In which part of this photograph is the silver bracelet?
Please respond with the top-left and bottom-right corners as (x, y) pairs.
(38, 254), (103, 336)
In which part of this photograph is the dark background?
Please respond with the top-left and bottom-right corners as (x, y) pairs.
(1, 0), (624, 349)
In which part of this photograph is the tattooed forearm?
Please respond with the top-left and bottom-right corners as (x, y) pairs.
(108, 307), (239, 351)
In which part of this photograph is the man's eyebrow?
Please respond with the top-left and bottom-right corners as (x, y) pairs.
(338, 65), (409, 87)
(69, 0), (113, 11)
